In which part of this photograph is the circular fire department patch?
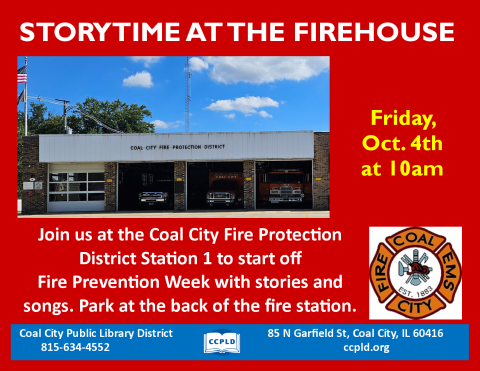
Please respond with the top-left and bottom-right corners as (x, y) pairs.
(369, 227), (462, 319)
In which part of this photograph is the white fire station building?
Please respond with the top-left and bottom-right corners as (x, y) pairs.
(21, 131), (329, 214)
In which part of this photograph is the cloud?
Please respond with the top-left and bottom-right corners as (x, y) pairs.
(206, 96), (279, 117)
(151, 120), (181, 130)
(190, 57), (209, 72)
(258, 110), (272, 118)
(192, 57), (329, 84)
(224, 113), (235, 119)
(123, 71), (153, 88)
(129, 57), (162, 67)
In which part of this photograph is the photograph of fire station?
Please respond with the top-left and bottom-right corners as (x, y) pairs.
(17, 57), (329, 216)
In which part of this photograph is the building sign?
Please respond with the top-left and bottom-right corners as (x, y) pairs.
(130, 144), (226, 151)
(39, 131), (314, 163)
(34, 182), (43, 190)
(23, 182), (34, 190)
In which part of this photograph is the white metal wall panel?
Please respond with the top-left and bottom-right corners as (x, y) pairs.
(39, 131), (314, 163)
(49, 163), (104, 172)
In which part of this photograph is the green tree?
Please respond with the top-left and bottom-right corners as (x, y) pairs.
(68, 98), (154, 134)
(23, 102), (64, 134)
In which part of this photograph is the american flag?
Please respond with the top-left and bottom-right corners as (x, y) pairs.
(17, 65), (27, 83)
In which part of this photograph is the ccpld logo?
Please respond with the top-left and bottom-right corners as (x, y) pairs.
(370, 227), (462, 319)
(204, 330), (240, 354)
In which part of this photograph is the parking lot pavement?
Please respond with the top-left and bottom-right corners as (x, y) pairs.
(18, 210), (330, 218)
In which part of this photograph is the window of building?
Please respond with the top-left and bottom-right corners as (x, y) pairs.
(49, 172), (105, 202)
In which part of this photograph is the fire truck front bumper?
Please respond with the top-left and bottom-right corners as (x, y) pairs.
(269, 196), (304, 203)
(208, 199), (234, 204)
(140, 198), (166, 203)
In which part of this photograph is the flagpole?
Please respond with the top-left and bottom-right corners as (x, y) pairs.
(24, 56), (27, 136)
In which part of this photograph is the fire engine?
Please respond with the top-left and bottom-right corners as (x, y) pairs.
(206, 172), (244, 207)
(139, 190), (171, 206)
(258, 168), (312, 204)
(138, 174), (173, 208)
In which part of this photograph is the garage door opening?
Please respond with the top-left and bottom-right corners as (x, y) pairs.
(47, 163), (106, 213)
(256, 161), (313, 210)
(187, 162), (244, 210)
(118, 163), (174, 211)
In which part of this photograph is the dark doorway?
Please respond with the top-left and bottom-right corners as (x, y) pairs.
(187, 162), (244, 210)
(256, 161), (313, 210)
(118, 163), (174, 211)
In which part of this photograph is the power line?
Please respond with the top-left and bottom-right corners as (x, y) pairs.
(27, 95), (123, 134)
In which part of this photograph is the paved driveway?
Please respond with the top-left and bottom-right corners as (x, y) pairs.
(18, 210), (330, 218)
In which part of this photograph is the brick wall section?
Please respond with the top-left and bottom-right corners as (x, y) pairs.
(313, 132), (330, 210)
(21, 136), (47, 215)
(104, 162), (117, 212)
(243, 160), (255, 210)
(174, 161), (186, 211)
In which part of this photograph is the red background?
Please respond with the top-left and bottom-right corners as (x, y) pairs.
(1, 0), (478, 369)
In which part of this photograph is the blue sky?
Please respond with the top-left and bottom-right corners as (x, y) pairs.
(17, 56), (329, 133)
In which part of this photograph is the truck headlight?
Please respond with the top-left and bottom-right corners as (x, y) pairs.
(207, 194), (211, 199)
(230, 194), (235, 199)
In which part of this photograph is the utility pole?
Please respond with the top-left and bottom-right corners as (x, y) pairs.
(55, 99), (70, 133)
(24, 57), (28, 136)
